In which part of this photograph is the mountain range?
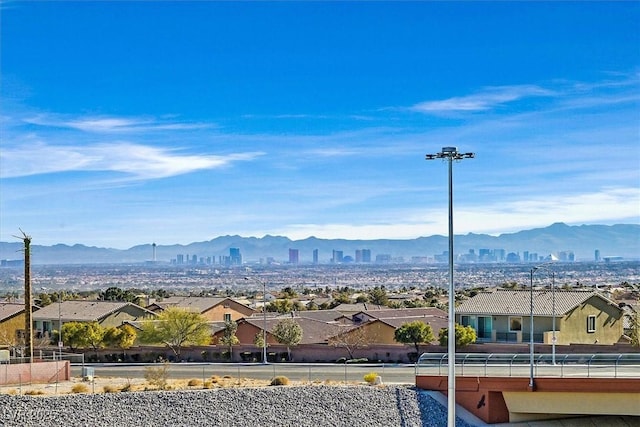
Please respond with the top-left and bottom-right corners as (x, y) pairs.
(0, 223), (638, 265)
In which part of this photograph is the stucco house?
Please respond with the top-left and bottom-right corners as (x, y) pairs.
(455, 289), (625, 345)
(0, 303), (26, 349)
(32, 300), (155, 337)
(146, 296), (255, 323)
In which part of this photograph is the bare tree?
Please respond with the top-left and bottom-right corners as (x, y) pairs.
(327, 323), (372, 360)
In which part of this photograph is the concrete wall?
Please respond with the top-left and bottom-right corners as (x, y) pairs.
(416, 375), (640, 423)
(0, 360), (70, 386)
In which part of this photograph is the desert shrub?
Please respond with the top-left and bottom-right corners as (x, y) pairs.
(223, 375), (232, 379)
(103, 385), (117, 393)
(187, 378), (201, 387)
(203, 380), (212, 389)
(363, 372), (379, 384)
(210, 375), (220, 383)
(25, 390), (45, 395)
(144, 362), (170, 390)
(71, 383), (89, 394)
(119, 383), (132, 392)
(270, 376), (289, 386)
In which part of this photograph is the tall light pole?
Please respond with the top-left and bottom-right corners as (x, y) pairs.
(551, 271), (556, 365)
(426, 146), (474, 427)
(244, 277), (268, 364)
(58, 291), (63, 360)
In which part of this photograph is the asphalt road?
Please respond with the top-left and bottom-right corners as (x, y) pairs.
(72, 362), (418, 384)
(72, 361), (640, 385)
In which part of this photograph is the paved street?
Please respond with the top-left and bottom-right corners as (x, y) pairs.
(72, 360), (640, 386)
(73, 362), (418, 384)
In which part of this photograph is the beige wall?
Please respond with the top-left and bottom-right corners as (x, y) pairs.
(0, 313), (25, 348)
(561, 296), (623, 345)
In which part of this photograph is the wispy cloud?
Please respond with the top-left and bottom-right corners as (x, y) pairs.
(23, 114), (213, 133)
(0, 141), (263, 179)
(410, 84), (554, 114)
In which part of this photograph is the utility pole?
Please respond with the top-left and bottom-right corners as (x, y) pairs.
(20, 230), (33, 363)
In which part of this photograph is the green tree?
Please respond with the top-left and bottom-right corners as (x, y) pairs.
(84, 322), (107, 354)
(138, 307), (210, 358)
(61, 322), (90, 350)
(219, 320), (240, 359)
(37, 292), (52, 307)
(281, 287), (297, 299)
(272, 318), (302, 361)
(438, 324), (477, 347)
(394, 321), (435, 354)
(369, 286), (389, 306)
(99, 286), (139, 304)
(104, 324), (137, 352)
(253, 331), (266, 349)
(267, 299), (294, 314)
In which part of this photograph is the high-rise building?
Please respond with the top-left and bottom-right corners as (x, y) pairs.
(229, 248), (242, 265)
(595, 249), (601, 262)
(313, 249), (319, 264)
(289, 249), (299, 264)
(332, 250), (343, 263)
(362, 249), (371, 263)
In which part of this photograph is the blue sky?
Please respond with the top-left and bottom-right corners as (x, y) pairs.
(1, 2), (639, 249)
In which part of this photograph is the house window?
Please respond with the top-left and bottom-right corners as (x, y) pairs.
(587, 315), (596, 333)
(509, 316), (522, 332)
(224, 313), (231, 322)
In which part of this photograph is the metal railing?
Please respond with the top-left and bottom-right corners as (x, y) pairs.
(415, 352), (640, 379)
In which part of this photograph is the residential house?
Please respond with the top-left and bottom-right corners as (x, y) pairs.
(331, 311), (448, 346)
(0, 303), (25, 349)
(146, 296), (254, 323)
(455, 289), (625, 345)
(32, 300), (155, 337)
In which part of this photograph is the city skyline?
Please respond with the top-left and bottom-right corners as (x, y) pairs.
(1, 2), (639, 249)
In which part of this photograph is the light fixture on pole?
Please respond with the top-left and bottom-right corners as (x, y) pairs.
(244, 276), (268, 364)
(426, 146), (474, 427)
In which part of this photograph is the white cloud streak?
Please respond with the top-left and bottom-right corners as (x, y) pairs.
(0, 142), (263, 179)
(410, 84), (554, 114)
(23, 114), (213, 133)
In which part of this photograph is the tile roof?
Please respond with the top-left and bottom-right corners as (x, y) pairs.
(356, 307), (447, 319)
(378, 315), (448, 330)
(242, 316), (340, 345)
(455, 289), (619, 316)
(149, 296), (227, 313)
(0, 303), (24, 322)
(32, 300), (149, 322)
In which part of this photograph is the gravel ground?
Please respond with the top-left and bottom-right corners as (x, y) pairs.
(0, 385), (473, 427)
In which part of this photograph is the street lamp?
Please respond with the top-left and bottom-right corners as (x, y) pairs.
(244, 277), (268, 364)
(426, 146), (474, 427)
